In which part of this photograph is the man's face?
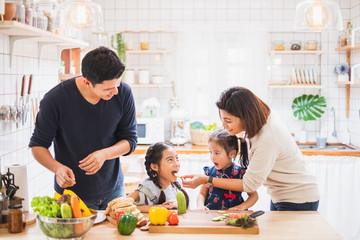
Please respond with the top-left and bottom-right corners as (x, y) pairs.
(90, 77), (121, 100)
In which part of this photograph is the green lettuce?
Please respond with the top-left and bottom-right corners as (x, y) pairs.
(31, 196), (61, 218)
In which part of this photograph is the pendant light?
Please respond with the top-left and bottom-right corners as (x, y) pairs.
(294, 0), (343, 31)
(62, 0), (103, 32)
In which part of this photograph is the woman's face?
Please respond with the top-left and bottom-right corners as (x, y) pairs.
(220, 109), (245, 136)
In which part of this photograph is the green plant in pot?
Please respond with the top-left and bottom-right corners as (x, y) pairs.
(111, 33), (126, 63)
(291, 94), (327, 145)
(111, 33), (127, 81)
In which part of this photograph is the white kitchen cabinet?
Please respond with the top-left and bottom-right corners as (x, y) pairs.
(0, 21), (88, 68)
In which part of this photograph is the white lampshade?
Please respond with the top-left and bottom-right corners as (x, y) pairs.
(62, 0), (103, 32)
(294, 0), (343, 31)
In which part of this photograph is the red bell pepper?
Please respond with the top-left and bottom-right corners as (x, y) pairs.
(116, 211), (126, 225)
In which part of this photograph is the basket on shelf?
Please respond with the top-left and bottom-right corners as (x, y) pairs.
(190, 129), (214, 146)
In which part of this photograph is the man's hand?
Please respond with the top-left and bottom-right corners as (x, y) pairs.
(55, 165), (76, 188)
(79, 150), (106, 175)
(181, 175), (207, 189)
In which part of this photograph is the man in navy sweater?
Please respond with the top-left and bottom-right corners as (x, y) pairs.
(29, 47), (137, 210)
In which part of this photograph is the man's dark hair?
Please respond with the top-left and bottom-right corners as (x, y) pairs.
(81, 46), (125, 86)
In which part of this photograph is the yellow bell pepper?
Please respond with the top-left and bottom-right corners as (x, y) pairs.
(63, 189), (92, 217)
(149, 207), (168, 225)
(54, 192), (62, 201)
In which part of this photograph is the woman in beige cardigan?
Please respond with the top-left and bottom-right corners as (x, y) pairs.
(182, 86), (319, 211)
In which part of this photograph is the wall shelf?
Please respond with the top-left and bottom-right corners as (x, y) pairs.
(335, 44), (360, 52)
(0, 21), (89, 68)
(126, 50), (171, 55)
(129, 83), (172, 88)
(269, 50), (323, 55)
(336, 81), (360, 85)
(335, 44), (360, 117)
(268, 84), (323, 88)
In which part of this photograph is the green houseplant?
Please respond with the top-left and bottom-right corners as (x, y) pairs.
(111, 33), (126, 64)
(291, 94), (327, 145)
(292, 94), (327, 121)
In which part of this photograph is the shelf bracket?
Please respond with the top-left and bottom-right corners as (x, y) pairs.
(38, 41), (63, 70)
(9, 35), (40, 68)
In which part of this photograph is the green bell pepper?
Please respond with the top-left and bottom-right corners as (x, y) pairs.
(117, 209), (138, 235)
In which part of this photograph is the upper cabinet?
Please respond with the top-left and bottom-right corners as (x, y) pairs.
(0, 21), (89, 68)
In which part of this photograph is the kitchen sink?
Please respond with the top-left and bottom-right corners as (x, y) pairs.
(297, 144), (352, 150)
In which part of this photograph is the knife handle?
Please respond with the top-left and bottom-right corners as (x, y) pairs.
(249, 210), (265, 219)
(21, 75), (26, 97)
(28, 74), (33, 95)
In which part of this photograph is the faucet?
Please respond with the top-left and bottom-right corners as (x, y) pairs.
(331, 107), (337, 137)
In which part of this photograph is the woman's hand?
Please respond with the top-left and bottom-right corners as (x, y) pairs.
(162, 200), (177, 209)
(79, 150), (106, 175)
(181, 175), (208, 189)
(55, 165), (76, 188)
(196, 205), (209, 210)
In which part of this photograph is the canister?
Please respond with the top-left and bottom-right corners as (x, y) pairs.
(140, 30), (149, 50)
(124, 69), (135, 84)
(138, 69), (150, 84)
(152, 75), (164, 84)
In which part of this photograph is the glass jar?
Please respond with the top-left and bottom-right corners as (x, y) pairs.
(123, 31), (134, 50)
(290, 40), (302, 50)
(272, 40), (285, 51)
(34, 0), (57, 32)
(8, 204), (23, 233)
(10, 0), (25, 23)
(140, 30), (149, 50)
(36, 11), (48, 30)
(24, 0), (35, 26)
(157, 30), (167, 50)
(306, 40), (318, 51)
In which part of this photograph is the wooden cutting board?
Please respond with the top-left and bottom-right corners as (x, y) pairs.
(149, 210), (259, 234)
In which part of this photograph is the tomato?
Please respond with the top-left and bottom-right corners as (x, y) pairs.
(229, 213), (239, 219)
(167, 212), (179, 225)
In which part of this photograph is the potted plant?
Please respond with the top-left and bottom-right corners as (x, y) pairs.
(334, 63), (349, 82)
(291, 94), (327, 145)
(111, 32), (126, 64)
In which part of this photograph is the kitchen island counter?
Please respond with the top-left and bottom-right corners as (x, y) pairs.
(134, 143), (360, 156)
(1, 211), (341, 239)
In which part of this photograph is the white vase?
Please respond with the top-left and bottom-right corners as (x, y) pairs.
(337, 74), (349, 82)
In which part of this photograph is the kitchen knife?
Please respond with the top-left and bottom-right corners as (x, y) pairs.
(249, 210), (265, 220)
(18, 75), (26, 126)
(24, 74), (33, 123)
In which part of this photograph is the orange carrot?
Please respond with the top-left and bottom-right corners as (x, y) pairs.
(70, 195), (83, 235)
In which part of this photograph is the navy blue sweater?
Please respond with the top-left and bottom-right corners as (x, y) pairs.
(29, 79), (137, 201)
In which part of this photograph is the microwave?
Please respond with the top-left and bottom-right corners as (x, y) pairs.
(136, 118), (165, 145)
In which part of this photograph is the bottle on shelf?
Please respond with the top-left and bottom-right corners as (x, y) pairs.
(346, 21), (352, 46)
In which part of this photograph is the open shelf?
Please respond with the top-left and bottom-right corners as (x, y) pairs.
(269, 50), (323, 55)
(268, 84), (323, 89)
(0, 21), (89, 68)
(336, 81), (360, 85)
(129, 83), (172, 88)
(335, 44), (360, 52)
(126, 49), (171, 54)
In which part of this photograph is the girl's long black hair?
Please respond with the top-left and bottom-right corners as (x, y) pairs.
(209, 129), (249, 168)
(144, 142), (189, 208)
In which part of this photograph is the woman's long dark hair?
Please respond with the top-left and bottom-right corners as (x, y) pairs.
(209, 129), (249, 168)
(216, 87), (271, 138)
(144, 142), (189, 208)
